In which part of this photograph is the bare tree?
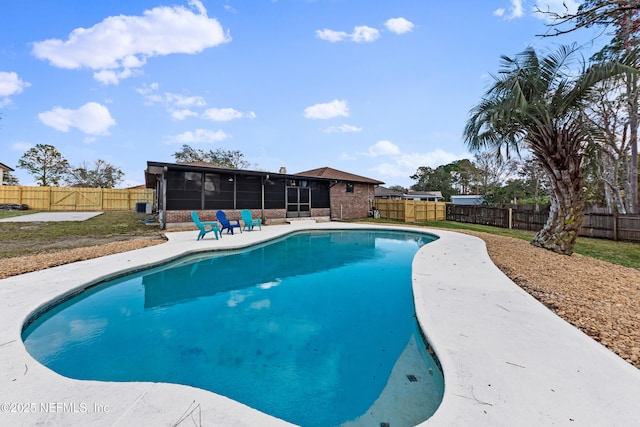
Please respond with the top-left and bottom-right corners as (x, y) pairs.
(472, 152), (519, 197)
(583, 78), (632, 213)
(537, 0), (640, 37)
(538, 0), (639, 213)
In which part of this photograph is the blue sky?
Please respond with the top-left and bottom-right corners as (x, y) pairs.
(1, 0), (605, 188)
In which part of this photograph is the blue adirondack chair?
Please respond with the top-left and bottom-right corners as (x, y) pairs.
(215, 210), (242, 235)
(191, 211), (220, 240)
(241, 209), (262, 231)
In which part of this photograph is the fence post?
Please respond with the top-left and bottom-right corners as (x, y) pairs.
(508, 208), (513, 229)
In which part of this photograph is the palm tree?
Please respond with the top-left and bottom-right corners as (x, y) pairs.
(464, 45), (632, 255)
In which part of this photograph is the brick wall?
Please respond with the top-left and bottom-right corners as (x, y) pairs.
(330, 182), (374, 219)
(166, 207), (331, 226)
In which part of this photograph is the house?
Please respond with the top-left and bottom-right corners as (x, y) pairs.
(0, 162), (14, 186)
(296, 167), (384, 220)
(145, 162), (383, 228)
(374, 186), (404, 200)
(403, 191), (443, 201)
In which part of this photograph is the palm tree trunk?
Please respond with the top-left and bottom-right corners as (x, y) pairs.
(530, 131), (585, 255)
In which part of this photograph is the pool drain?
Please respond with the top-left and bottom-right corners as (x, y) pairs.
(406, 374), (418, 382)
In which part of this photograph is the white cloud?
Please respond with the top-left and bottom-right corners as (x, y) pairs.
(340, 152), (356, 160)
(136, 82), (159, 95)
(38, 102), (116, 135)
(166, 128), (230, 144)
(316, 29), (350, 42)
(171, 109), (199, 120)
(224, 4), (238, 14)
(166, 93), (207, 108)
(352, 26), (380, 42)
(139, 87), (206, 108)
(202, 107), (256, 122)
(323, 124), (362, 133)
(364, 140), (401, 157)
(394, 149), (462, 172)
(0, 71), (31, 106)
(32, 0), (231, 84)
(384, 18), (415, 35)
(359, 144), (464, 181)
(316, 25), (380, 43)
(496, 0), (525, 20)
(304, 99), (349, 119)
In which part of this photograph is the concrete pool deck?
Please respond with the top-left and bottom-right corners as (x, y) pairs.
(1, 221), (639, 426)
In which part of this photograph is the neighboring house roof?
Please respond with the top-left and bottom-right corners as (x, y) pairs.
(375, 186), (404, 197)
(0, 162), (15, 172)
(296, 167), (384, 185)
(404, 191), (443, 200)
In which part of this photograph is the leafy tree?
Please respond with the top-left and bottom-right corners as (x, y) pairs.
(2, 171), (19, 185)
(65, 159), (124, 188)
(410, 159), (490, 200)
(172, 144), (250, 169)
(410, 163), (458, 201)
(17, 144), (70, 186)
(387, 185), (406, 192)
(483, 179), (526, 205)
(464, 45), (631, 255)
(449, 159), (478, 194)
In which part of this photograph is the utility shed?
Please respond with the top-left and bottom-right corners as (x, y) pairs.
(450, 195), (485, 205)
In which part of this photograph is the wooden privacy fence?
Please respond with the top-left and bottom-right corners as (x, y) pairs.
(0, 186), (155, 211)
(374, 200), (446, 222)
(446, 204), (640, 242)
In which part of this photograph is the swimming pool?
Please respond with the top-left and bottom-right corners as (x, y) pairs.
(22, 229), (443, 426)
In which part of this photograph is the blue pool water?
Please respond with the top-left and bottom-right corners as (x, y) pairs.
(23, 230), (444, 426)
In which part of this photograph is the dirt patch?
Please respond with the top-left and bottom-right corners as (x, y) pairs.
(0, 237), (166, 279)
(461, 231), (640, 370)
(1, 227), (638, 370)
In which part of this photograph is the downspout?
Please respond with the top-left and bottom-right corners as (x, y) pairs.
(233, 173), (237, 209)
(161, 166), (168, 229)
(261, 174), (268, 222)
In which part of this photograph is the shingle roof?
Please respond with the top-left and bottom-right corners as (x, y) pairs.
(406, 190), (443, 198)
(375, 186), (404, 197)
(296, 167), (384, 185)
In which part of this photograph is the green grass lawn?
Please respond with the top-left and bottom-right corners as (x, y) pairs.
(356, 218), (640, 270)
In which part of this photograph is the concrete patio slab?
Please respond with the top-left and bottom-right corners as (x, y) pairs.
(1, 222), (639, 426)
(0, 212), (103, 222)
